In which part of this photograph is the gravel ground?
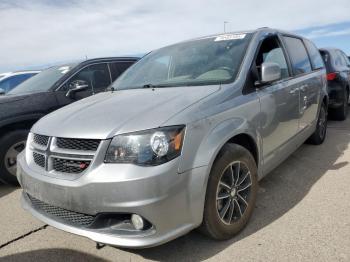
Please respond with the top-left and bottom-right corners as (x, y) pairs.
(0, 117), (349, 262)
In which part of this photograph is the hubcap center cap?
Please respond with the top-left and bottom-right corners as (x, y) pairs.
(231, 188), (237, 197)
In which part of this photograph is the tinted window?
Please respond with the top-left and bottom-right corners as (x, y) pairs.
(283, 36), (312, 75)
(304, 40), (324, 70)
(332, 50), (346, 67)
(63, 63), (111, 92)
(109, 62), (135, 81)
(341, 52), (350, 66)
(335, 50), (349, 67)
(112, 33), (253, 90)
(255, 36), (289, 79)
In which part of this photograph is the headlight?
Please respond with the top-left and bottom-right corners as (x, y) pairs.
(105, 125), (185, 165)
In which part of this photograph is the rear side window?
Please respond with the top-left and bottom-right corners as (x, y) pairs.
(333, 50), (346, 67)
(341, 52), (350, 67)
(304, 40), (324, 70)
(335, 50), (349, 67)
(283, 36), (312, 75)
(109, 62), (135, 81)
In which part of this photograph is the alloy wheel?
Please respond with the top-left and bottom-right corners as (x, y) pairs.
(216, 161), (252, 225)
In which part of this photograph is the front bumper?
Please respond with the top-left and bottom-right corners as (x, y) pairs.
(17, 153), (208, 248)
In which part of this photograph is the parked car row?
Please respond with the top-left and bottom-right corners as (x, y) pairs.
(1, 27), (349, 248)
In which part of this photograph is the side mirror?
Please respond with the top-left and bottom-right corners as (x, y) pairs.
(0, 88), (5, 95)
(260, 62), (281, 84)
(66, 80), (89, 98)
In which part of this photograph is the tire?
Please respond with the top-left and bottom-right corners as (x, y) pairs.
(199, 144), (258, 240)
(331, 88), (348, 121)
(307, 103), (327, 145)
(0, 130), (29, 185)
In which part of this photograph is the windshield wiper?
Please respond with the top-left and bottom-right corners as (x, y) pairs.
(142, 84), (158, 89)
(142, 83), (172, 89)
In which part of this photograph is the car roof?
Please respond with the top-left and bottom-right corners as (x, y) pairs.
(78, 56), (140, 66)
(319, 47), (346, 53)
(171, 27), (308, 46)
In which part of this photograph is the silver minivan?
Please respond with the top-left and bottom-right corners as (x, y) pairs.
(18, 28), (328, 248)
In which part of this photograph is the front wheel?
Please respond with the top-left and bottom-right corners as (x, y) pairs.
(307, 103), (327, 145)
(199, 144), (258, 240)
(0, 130), (28, 185)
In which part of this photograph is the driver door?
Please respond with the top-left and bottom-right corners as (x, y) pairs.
(255, 35), (300, 174)
(55, 63), (111, 107)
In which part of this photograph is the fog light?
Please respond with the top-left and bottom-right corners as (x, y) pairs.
(131, 214), (144, 230)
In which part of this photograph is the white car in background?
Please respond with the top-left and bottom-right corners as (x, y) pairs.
(0, 71), (40, 94)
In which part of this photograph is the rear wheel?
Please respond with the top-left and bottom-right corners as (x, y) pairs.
(0, 130), (28, 185)
(307, 103), (327, 145)
(199, 144), (258, 240)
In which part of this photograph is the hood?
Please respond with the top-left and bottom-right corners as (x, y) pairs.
(0, 94), (28, 104)
(0, 92), (58, 122)
(32, 86), (220, 139)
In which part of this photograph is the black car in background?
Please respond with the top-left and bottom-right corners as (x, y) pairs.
(319, 48), (350, 120)
(0, 57), (138, 184)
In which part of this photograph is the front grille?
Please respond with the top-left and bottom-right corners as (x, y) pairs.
(56, 138), (100, 151)
(53, 158), (90, 174)
(33, 134), (49, 147)
(33, 152), (45, 168)
(28, 194), (95, 227)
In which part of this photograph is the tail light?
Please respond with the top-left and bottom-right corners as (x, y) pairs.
(327, 72), (338, 81)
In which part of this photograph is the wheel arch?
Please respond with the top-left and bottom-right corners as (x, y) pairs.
(0, 114), (44, 138)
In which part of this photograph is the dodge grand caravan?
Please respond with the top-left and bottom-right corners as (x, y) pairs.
(18, 28), (328, 248)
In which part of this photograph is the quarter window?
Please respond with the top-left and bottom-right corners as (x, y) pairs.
(283, 36), (312, 75)
(304, 40), (324, 70)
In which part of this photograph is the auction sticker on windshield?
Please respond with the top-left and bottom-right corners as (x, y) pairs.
(214, 34), (246, 41)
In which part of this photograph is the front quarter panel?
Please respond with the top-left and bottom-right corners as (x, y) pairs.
(177, 89), (261, 175)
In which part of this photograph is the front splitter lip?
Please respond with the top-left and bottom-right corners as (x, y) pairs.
(21, 192), (195, 248)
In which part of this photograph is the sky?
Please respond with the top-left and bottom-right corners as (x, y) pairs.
(0, 0), (350, 72)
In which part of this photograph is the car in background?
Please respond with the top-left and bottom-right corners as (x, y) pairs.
(0, 57), (138, 185)
(0, 71), (40, 94)
(319, 48), (350, 120)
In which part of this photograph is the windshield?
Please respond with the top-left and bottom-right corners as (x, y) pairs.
(112, 33), (252, 90)
(7, 64), (77, 95)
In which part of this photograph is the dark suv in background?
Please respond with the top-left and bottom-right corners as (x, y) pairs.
(320, 48), (350, 120)
(0, 57), (138, 184)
